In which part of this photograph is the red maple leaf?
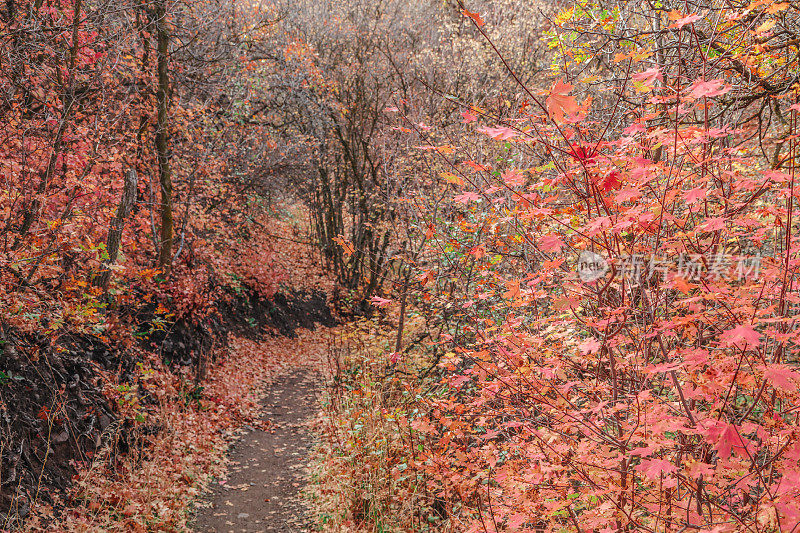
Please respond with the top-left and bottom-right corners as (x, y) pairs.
(615, 187), (641, 203)
(461, 110), (477, 123)
(713, 423), (746, 459)
(700, 216), (726, 231)
(569, 143), (597, 163)
(636, 458), (677, 480)
(477, 125), (517, 140)
(501, 169), (526, 187)
(370, 296), (393, 307)
(684, 187), (708, 204)
(720, 324), (761, 348)
(454, 191), (480, 204)
(632, 67), (663, 86)
(597, 170), (622, 192)
(764, 364), (800, 392)
(669, 11), (703, 29)
(463, 160), (489, 172)
(578, 337), (602, 355)
(689, 78), (731, 98)
(538, 233), (564, 252)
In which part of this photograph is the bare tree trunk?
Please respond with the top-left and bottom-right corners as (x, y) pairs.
(155, 0), (174, 273)
(95, 169), (138, 291)
(394, 271), (408, 353)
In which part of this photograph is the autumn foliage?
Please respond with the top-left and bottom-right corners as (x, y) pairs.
(313, 1), (800, 531)
(5, 0), (800, 531)
(0, 0), (292, 524)
(358, 2), (800, 531)
(0, 0), (283, 337)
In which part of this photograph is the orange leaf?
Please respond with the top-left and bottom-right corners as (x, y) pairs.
(766, 2), (789, 14)
(545, 78), (579, 122)
(755, 19), (776, 33)
(671, 276), (695, 294)
(440, 172), (464, 186)
(461, 9), (485, 27)
(332, 235), (355, 257)
(503, 280), (521, 300)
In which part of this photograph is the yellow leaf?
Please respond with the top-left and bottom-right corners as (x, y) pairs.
(755, 19), (776, 33)
(440, 172), (464, 186)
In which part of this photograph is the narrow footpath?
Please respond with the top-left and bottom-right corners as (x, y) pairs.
(195, 370), (320, 532)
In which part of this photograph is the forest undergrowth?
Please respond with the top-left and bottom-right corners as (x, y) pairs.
(308, 314), (440, 531)
(302, 1), (800, 531)
(12, 206), (338, 532)
(5, 0), (800, 531)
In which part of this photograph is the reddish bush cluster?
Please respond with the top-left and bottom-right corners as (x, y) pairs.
(0, 0), (282, 334)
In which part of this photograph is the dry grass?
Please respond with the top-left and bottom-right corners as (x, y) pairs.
(305, 317), (452, 532)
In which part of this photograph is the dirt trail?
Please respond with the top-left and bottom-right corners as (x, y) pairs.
(194, 371), (320, 532)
